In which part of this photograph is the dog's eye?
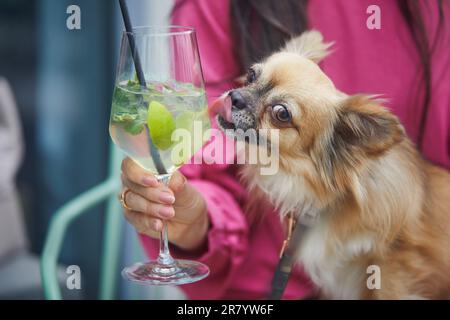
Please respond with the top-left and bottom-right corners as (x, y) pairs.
(271, 104), (291, 123)
(246, 68), (256, 84)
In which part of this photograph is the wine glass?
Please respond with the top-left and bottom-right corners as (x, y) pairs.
(109, 26), (211, 285)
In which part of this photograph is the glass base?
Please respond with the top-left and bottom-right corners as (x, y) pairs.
(122, 259), (210, 285)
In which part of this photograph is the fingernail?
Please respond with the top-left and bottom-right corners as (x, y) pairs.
(153, 220), (162, 231)
(143, 176), (157, 186)
(159, 193), (175, 204)
(159, 206), (175, 217)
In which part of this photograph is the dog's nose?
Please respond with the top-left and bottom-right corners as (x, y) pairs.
(229, 90), (247, 110)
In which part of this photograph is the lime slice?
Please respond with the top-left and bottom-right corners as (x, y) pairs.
(147, 101), (175, 150)
(175, 111), (196, 131)
(170, 111), (195, 165)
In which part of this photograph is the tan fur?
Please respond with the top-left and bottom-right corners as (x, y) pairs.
(283, 30), (334, 63)
(238, 31), (450, 299)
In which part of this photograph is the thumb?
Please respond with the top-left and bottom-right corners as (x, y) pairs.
(169, 172), (206, 221)
(168, 171), (188, 198)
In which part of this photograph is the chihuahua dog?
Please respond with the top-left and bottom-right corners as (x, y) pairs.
(213, 30), (450, 299)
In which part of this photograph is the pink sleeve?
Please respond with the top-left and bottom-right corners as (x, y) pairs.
(139, 0), (250, 300)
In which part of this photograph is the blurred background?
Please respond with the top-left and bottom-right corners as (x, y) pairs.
(0, 0), (184, 299)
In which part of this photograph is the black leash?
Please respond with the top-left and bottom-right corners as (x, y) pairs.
(268, 214), (309, 300)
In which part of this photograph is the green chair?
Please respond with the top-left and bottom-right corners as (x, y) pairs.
(40, 145), (124, 300)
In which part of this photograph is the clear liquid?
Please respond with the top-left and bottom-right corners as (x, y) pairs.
(109, 80), (210, 175)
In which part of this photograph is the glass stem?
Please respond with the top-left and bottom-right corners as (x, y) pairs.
(156, 174), (175, 266)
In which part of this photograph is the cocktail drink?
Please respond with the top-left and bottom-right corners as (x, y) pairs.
(110, 80), (210, 174)
(109, 26), (211, 285)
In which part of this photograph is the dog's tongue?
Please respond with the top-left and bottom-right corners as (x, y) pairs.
(209, 95), (232, 123)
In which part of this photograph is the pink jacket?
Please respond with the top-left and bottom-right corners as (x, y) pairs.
(141, 0), (450, 299)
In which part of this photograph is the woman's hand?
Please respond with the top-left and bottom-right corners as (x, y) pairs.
(120, 157), (209, 252)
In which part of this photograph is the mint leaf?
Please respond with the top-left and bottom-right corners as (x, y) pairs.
(124, 119), (145, 135)
(111, 81), (146, 135)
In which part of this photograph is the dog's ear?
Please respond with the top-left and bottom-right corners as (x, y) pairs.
(332, 95), (405, 157)
(282, 30), (333, 63)
(316, 95), (405, 192)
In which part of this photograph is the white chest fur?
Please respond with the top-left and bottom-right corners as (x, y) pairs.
(297, 217), (374, 299)
(245, 166), (375, 299)
(246, 169), (320, 222)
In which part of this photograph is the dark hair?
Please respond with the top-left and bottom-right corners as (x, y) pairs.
(229, 0), (446, 150)
(396, 1), (445, 149)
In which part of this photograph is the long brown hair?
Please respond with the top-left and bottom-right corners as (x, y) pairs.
(229, 0), (446, 150)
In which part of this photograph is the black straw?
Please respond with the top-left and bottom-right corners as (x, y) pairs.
(118, 0), (167, 175)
